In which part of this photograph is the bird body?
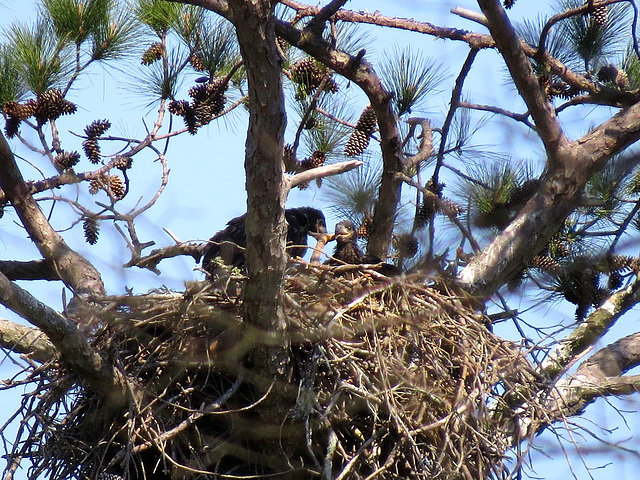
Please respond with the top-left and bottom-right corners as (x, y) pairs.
(202, 207), (326, 274)
(328, 220), (400, 276)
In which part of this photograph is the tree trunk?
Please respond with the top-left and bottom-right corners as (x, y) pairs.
(230, 0), (288, 332)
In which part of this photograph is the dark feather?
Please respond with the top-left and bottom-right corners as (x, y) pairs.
(202, 207), (326, 274)
(328, 220), (400, 276)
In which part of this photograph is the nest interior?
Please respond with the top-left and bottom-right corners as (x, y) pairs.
(2, 266), (543, 480)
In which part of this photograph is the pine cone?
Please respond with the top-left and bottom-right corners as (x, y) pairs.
(530, 255), (561, 272)
(615, 69), (630, 90)
(89, 176), (105, 195)
(416, 197), (436, 227)
(608, 271), (623, 290)
(290, 57), (323, 91)
(345, 129), (370, 157)
(83, 138), (101, 163)
(141, 42), (164, 65)
(113, 154), (132, 171)
(3, 100), (37, 120)
(35, 89), (76, 123)
(503, 0), (516, 8)
(607, 255), (637, 272)
(84, 119), (111, 138)
(597, 64), (621, 84)
(310, 150), (326, 168)
(591, 4), (608, 26)
(168, 99), (189, 116)
(357, 215), (373, 238)
(395, 234), (419, 257)
(4, 116), (21, 138)
(108, 174), (125, 199)
(54, 151), (81, 170)
(439, 197), (463, 217)
(83, 216), (99, 245)
(355, 105), (377, 134)
(189, 53), (206, 71)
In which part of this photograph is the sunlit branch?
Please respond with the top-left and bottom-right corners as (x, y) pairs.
(287, 160), (363, 190)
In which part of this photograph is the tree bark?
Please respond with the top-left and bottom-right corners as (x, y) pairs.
(229, 0), (288, 331)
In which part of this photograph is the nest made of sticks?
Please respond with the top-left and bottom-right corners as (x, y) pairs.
(1, 266), (546, 480)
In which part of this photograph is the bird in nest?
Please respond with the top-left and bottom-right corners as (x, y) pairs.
(326, 219), (401, 276)
(202, 207), (326, 274)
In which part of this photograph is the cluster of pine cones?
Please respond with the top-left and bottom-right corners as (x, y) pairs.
(3, 89), (77, 138)
(168, 78), (228, 134)
(289, 57), (339, 98)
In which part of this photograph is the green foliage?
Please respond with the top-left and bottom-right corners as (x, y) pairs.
(0, 45), (27, 106)
(461, 161), (534, 229)
(558, 0), (630, 70)
(622, 46), (640, 90)
(325, 22), (374, 57)
(378, 46), (445, 116)
(6, 20), (70, 94)
(323, 159), (381, 225)
(516, 15), (579, 73)
(40, 0), (111, 46)
(134, 0), (184, 36)
(189, 17), (239, 77)
(135, 47), (184, 100)
(173, 5), (207, 45)
(89, 3), (141, 61)
(296, 96), (352, 156)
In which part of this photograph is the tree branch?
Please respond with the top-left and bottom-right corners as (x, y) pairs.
(0, 260), (60, 281)
(477, 0), (569, 163)
(0, 132), (104, 298)
(123, 242), (204, 274)
(287, 160), (363, 190)
(0, 319), (56, 364)
(541, 278), (640, 380)
(0, 271), (128, 408)
(275, 18), (403, 259)
(546, 332), (640, 419)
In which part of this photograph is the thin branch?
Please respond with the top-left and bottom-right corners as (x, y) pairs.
(402, 118), (433, 171)
(458, 101), (535, 129)
(123, 243), (204, 274)
(305, 0), (349, 35)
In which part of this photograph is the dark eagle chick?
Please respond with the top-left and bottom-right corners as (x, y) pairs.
(202, 207), (326, 274)
(328, 220), (400, 276)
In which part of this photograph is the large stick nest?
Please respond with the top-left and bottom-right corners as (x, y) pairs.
(1, 266), (545, 480)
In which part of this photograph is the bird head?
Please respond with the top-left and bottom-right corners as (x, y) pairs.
(334, 220), (357, 244)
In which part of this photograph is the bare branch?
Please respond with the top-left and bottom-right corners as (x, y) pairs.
(0, 319), (56, 363)
(402, 118), (433, 171)
(0, 132), (105, 298)
(547, 332), (640, 419)
(287, 160), (363, 190)
(124, 243), (204, 274)
(0, 271), (128, 408)
(477, 0), (569, 163)
(541, 278), (640, 380)
(0, 260), (60, 281)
